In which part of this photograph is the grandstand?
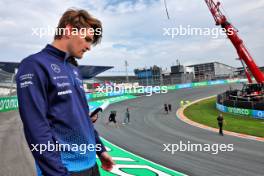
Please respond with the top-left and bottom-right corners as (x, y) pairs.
(0, 61), (113, 96)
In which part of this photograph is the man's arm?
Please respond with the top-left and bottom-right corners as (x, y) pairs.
(94, 129), (106, 156)
(16, 59), (69, 176)
(88, 108), (106, 155)
(94, 129), (115, 171)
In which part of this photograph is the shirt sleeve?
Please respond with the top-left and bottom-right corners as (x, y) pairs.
(16, 59), (70, 176)
(94, 129), (107, 156)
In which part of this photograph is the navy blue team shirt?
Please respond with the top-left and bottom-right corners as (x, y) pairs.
(16, 44), (106, 176)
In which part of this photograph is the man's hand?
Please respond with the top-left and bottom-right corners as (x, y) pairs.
(99, 152), (115, 171)
(91, 114), (99, 123)
(90, 107), (103, 123)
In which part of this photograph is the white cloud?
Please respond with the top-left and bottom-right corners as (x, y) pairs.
(0, 0), (263, 76)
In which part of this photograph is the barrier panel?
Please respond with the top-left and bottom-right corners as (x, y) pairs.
(216, 103), (264, 120)
(0, 96), (18, 112)
(0, 78), (246, 112)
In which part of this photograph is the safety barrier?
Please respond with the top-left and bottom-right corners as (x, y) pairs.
(0, 78), (247, 112)
(216, 103), (264, 120)
(0, 96), (18, 112)
(86, 78), (247, 100)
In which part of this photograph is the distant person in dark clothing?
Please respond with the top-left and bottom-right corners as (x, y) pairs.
(217, 114), (225, 136)
(107, 111), (118, 127)
(164, 104), (168, 114)
(168, 104), (172, 112)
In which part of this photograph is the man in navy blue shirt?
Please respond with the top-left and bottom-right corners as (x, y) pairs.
(16, 9), (114, 176)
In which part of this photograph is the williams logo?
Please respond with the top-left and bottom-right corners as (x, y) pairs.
(51, 64), (61, 73)
(73, 70), (78, 76)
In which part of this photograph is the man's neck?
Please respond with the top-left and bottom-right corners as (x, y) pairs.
(52, 40), (68, 53)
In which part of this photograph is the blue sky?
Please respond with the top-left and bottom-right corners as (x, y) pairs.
(0, 0), (263, 76)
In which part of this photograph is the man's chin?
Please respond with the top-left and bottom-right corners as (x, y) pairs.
(75, 55), (83, 59)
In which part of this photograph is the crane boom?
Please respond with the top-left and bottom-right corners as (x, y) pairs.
(204, 0), (264, 83)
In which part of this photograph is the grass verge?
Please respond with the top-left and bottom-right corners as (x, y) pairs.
(184, 97), (264, 137)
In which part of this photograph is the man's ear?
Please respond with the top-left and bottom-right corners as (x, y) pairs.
(64, 24), (73, 38)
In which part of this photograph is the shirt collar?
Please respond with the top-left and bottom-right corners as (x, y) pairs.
(43, 44), (70, 61)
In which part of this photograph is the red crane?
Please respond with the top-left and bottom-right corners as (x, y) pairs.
(204, 0), (264, 84)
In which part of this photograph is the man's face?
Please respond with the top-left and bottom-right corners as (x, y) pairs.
(67, 27), (94, 59)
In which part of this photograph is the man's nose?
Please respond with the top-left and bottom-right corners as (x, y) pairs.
(85, 42), (92, 51)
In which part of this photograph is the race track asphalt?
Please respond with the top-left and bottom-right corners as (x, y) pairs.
(95, 84), (264, 176)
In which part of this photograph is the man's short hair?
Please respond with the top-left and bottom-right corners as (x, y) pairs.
(54, 8), (102, 45)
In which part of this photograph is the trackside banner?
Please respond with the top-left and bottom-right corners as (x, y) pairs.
(86, 78), (248, 100)
(0, 96), (18, 112)
(216, 103), (264, 120)
(0, 78), (247, 112)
